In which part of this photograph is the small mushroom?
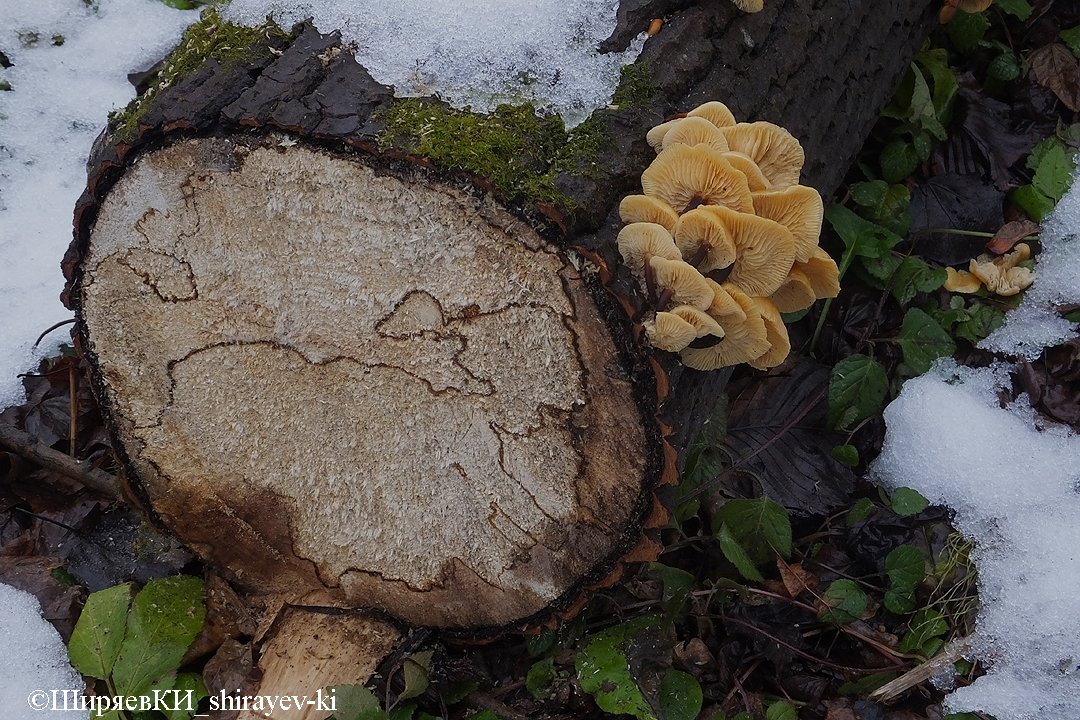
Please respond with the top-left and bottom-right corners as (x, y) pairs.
(680, 290), (769, 369)
(646, 119), (681, 152)
(661, 116), (730, 154)
(751, 185), (823, 263)
(674, 207), (738, 273)
(687, 101), (737, 128)
(795, 246), (841, 299)
(700, 205), (796, 297)
(720, 122), (805, 189)
(967, 243), (1036, 297)
(641, 144), (754, 214)
(669, 304), (725, 339)
(769, 267), (817, 313)
(649, 255), (715, 310)
(730, 0), (765, 13)
(748, 298), (791, 370)
(619, 195), (680, 235)
(724, 151), (771, 192)
(706, 278), (747, 322)
(645, 311), (699, 351)
(944, 266), (983, 294)
(617, 222), (682, 273)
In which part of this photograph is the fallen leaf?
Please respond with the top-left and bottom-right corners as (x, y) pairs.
(986, 218), (1041, 253)
(909, 173), (1004, 265)
(776, 557), (819, 598)
(1030, 43), (1080, 111)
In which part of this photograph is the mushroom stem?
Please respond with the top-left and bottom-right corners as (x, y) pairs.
(689, 244), (709, 268)
(655, 288), (674, 312)
(684, 194), (707, 213)
(643, 252), (659, 306)
(688, 334), (724, 349)
(705, 265), (734, 284)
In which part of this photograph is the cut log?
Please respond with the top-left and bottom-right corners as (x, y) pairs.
(61, 0), (939, 704)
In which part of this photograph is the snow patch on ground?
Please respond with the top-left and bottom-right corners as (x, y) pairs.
(0, 583), (87, 719)
(0, 0), (199, 409)
(980, 164), (1080, 357)
(222, 0), (645, 127)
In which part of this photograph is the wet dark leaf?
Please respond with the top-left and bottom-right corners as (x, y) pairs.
(720, 360), (856, 515)
(909, 174), (1004, 265)
(0, 555), (87, 641)
(986, 218), (1040, 253)
(1030, 43), (1080, 111)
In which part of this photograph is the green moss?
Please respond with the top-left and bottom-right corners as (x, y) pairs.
(610, 62), (658, 109)
(109, 8), (289, 143)
(374, 98), (611, 209)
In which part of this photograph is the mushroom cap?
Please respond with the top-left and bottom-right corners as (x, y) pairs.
(687, 101), (738, 128)
(705, 278), (747, 322)
(701, 205), (796, 297)
(641, 144), (754, 214)
(674, 207), (738, 273)
(724, 151), (771, 192)
(661, 116), (730, 154)
(797, 246), (841, 299)
(748, 298), (791, 370)
(965, 243), (1036, 296)
(619, 195), (680, 235)
(669, 304), (725, 338)
(944, 267), (983, 294)
(751, 185), (823, 263)
(720, 122), (805, 189)
(649, 255), (715, 309)
(769, 267), (817, 313)
(957, 0), (993, 11)
(646, 119), (681, 152)
(730, 0), (765, 12)
(617, 222), (682, 272)
(680, 294), (770, 370)
(645, 311), (699, 352)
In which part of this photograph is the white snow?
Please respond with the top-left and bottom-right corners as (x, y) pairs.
(980, 164), (1080, 357)
(0, 0), (644, 411)
(223, 0), (645, 127)
(0, 0), (199, 409)
(0, 583), (87, 719)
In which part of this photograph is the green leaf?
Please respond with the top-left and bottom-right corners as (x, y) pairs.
(1032, 144), (1076, 203)
(765, 700), (797, 720)
(884, 545), (925, 614)
(713, 497), (792, 562)
(678, 395), (729, 523)
(890, 487), (929, 517)
(330, 686), (386, 720)
(575, 616), (661, 720)
(948, 11), (991, 54)
(885, 588), (917, 615)
(659, 668), (703, 720)
(837, 672), (897, 696)
(824, 204), (904, 274)
(859, 252), (903, 286)
(68, 582), (137, 680)
(111, 576), (206, 696)
(399, 651), (433, 701)
(850, 180), (887, 209)
(988, 51), (1022, 82)
(892, 256), (947, 306)
(157, 0), (197, 8)
(880, 139), (919, 183)
(899, 608), (949, 654)
(162, 673), (208, 720)
(819, 579), (868, 625)
(896, 308), (956, 377)
(1062, 27), (1080, 58)
(647, 563), (696, 602)
(916, 49), (959, 125)
(954, 303), (1005, 343)
(995, 0), (1032, 20)
(831, 444), (859, 467)
(1012, 184), (1056, 222)
(526, 657), (555, 700)
(827, 354), (888, 430)
(717, 523), (764, 582)
(846, 498), (875, 526)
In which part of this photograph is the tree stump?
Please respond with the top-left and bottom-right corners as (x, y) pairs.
(62, 0), (938, 712)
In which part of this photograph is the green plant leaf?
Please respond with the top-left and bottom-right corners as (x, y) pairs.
(846, 498), (875, 526)
(162, 673), (209, 720)
(526, 657), (555, 700)
(575, 616), (661, 720)
(819, 579), (868, 625)
(948, 11), (991, 54)
(996, 0), (1032, 20)
(884, 588), (917, 615)
(660, 668), (703, 720)
(827, 354), (888, 430)
(111, 576), (206, 696)
(717, 523), (764, 582)
(1012, 184), (1056, 222)
(831, 444), (859, 467)
(899, 607), (949, 653)
(884, 545), (925, 614)
(68, 582), (137, 680)
(896, 308), (956, 377)
(916, 48), (959, 125)
(399, 650), (433, 701)
(850, 180), (887, 209)
(1032, 143), (1076, 203)
(824, 204), (903, 275)
(890, 487), (929, 517)
(837, 672), (897, 696)
(880, 139), (919, 183)
(892, 256), (947, 305)
(765, 700), (797, 720)
(714, 497), (792, 562)
(157, 0), (197, 8)
(988, 51), (1022, 81)
(1063, 27), (1080, 58)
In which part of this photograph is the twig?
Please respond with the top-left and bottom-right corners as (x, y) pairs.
(868, 634), (974, 702)
(68, 365), (77, 457)
(33, 318), (76, 348)
(0, 420), (121, 498)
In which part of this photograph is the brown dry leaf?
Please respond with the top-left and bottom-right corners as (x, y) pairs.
(986, 218), (1041, 254)
(1030, 44), (1080, 112)
(823, 698), (858, 720)
(777, 556), (819, 598)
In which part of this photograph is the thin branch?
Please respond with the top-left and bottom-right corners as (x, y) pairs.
(33, 318), (76, 348)
(0, 420), (121, 498)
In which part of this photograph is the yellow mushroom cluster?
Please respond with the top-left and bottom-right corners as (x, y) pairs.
(943, 243), (1036, 297)
(617, 101), (840, 371)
